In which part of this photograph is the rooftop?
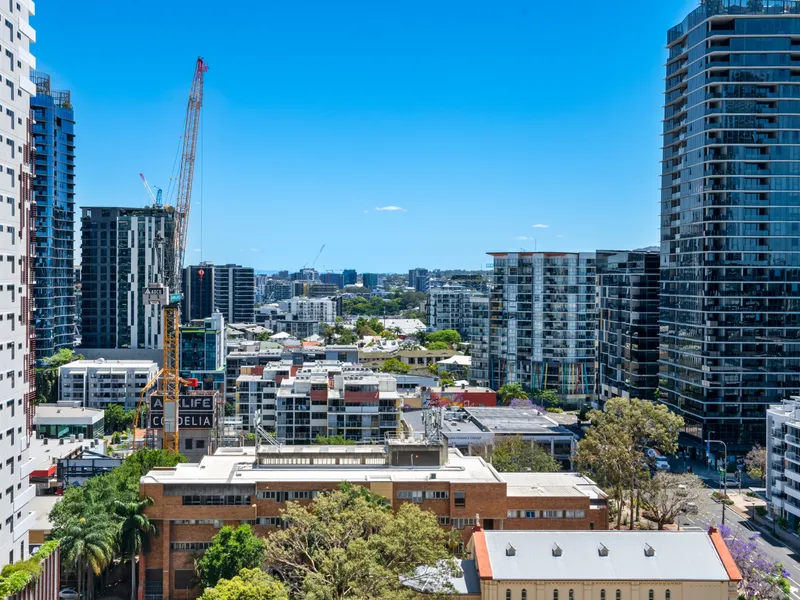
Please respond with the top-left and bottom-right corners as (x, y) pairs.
(61, 358), (157, 369)
(501, 473), (606, 499)
(34, 405), (105, 424)
(466, 407), (573, 436)
(141, 447), (504, 485)
(28, 495), (61, 533)
(479, 530), (737, 582)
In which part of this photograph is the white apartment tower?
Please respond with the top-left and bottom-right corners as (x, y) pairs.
(0, 0), (36, 567)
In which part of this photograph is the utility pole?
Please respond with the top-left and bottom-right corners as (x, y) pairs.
(706, 439), (728, 525)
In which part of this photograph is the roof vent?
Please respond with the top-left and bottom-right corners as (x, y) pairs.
(552, 543), (562, 557)
(505, 543), (516, 557)
(598, 543), (608, 557)
(644, 543), (655, 557)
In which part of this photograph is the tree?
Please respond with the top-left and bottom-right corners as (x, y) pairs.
(381, 358), (410, 374)
(256, 331), (272, 342)
(263, 485), (454, 599)
(427, 329), (461, 346)
(114, 498), (157, 600)
(639, 472), (703, 530)
(532, 389), (559, 408)
(498, 383), (528, 404)
(426, 341), (449, 350)
(105, 403), (134, 433)
(314, 434), (355, 445)
(196, 525), (266, 589)
(575, 397), (684, 529)
(36, 349), (83, 404)
(57, 513), (117, 600)
(200, 568), (288, 600)
(439, 373), (456, 387)
(714, 524), (790, 599)
(42, 348), (84, 368)
(745, 444), (767, 483)
(484, 437), (561, 473)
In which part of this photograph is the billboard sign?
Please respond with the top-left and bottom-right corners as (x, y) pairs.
(150, 395), (214, 429)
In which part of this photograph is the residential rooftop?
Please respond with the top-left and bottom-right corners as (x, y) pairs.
(33, 405), (104, 424)
(60, 358), (157, 368)
(466, 406), (573, 436)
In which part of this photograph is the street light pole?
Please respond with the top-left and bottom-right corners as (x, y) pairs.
(706, 439), (728, 525)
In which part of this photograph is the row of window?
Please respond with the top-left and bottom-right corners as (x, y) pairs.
(507, 590), (670, 600)
(396, 490), (450, 501)
(506, 509), (586, 519)
(170, 542), (211, 551)
(181, 495), (251, 506)
(255, 490), (319, 502)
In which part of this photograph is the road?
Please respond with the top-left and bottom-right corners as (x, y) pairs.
(681, 484), (800, 599)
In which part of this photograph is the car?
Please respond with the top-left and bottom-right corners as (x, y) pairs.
(59, 588), (79, 600)
(684, 502), (699, 515)
(723, 475), (738, 487)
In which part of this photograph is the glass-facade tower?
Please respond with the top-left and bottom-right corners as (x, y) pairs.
(31, 72), (76, 360)
(661, 0), (800, 451)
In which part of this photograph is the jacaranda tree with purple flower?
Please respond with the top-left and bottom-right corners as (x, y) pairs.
(713, 524), (790, 599)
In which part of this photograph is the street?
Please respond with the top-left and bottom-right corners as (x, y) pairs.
(674, 464), (800, 599)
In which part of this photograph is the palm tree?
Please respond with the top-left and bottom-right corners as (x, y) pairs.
(58, 514), (116, 600)
(114, 497), (158, 600)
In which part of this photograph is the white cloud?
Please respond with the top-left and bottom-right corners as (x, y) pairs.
(364, 210), (369, 214)
(193, 248), (201, 252)
(513, 236), (534, 241)
(250, 248), (260, 252)
(532, 223), (549, 229)
(375, 205), (406, 212)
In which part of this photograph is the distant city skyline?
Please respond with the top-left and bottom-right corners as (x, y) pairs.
(33, 1), (698, 272)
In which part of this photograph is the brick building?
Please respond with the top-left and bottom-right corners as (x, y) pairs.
(138, 441), (608, 600)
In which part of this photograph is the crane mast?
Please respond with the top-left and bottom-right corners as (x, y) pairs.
(144, 57), (207, 453)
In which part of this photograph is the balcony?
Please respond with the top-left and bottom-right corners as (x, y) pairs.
(13, 484), (35, 512)
(13, 511), (35, 542)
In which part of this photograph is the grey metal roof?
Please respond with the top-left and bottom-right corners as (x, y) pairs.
(403, 560), (480, 595)
(483, 531), (730, 582)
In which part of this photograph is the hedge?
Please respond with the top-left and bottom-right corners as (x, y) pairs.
(0, 541), (59, 598)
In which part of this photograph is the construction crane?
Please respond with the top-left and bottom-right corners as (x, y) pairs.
(139, 173), (163, 207)
(142, 57), (208, 453)
(303, 244), (325, 269)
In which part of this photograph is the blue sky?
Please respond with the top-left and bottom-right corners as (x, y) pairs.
(35, 0), (698, 273)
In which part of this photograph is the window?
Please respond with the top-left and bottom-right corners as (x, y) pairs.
(256, 517), (284, 527)
(170, 542), (211, 551)
(451, 518), (476, 529)
(568, 591), (574, 600)
(601, 591), (606, 600)
(424, 490), (449, 499)
(648, 591), (654, 600)
(524, 510), (537, 518)
(454, 491), (466, 507)
(665, 591), (670, 600)
(565, 510), (585, 519)
(616, 591), (621, 600)
(542, 510), (563, 518)
(438, 516), (451, 526)
(505, 591), (511, 600)
(256, 490), (318, 502)
(397, 490), (423, 503)
(196, 440), (205, 449)
(553, 591), (558, 600)
(521, 591), (527, 600)
(184, 439), (192, 450)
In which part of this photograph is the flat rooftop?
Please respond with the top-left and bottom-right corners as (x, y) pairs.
(62, 359), (157, 368)
(28, 495), (61, 532)
(34, 405), (104, 424)
(466, 407), (574, 436)
(141, 447), (504, 485)
(501, 473), (606, 499)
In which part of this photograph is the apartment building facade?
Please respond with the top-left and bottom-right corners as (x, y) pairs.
(661, 1), (800, 450)
(30, 71), (75, 360)
(469, 295), (490, 387)
(80, 206), (175, 349)
(596, 250), (660, 404)
(0, 0), (37, 568)
(59, 358), (159, 410)
(183, 263), (255, 324)
(766, 397), (800, 528)
(278, 296), (336, 323)
(139, 445), (608, 600)
(236, 361), (401, 443)
(179, 313), (225, 392)
(487, 252), (596, 403)
(408, 267), (430, 293)
(427, 284), (486, 341)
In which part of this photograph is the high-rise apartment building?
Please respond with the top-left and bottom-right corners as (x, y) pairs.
(468, 295), (490, 387)
(80, 206), (175, 349)
(487, 252), (596, 403)
(661, 1), (800, 450)
(30, 72), (75, 360)
(320, 271), (344, 289)
(342, 269), (357, 286)
(362, 273), (379, 289)
(428, 284), (483, 340)
(408, 267), (429, 293)
(596, 250), (660, 404)
(182, 263), (255, 323)
(1, 1), (40, 567)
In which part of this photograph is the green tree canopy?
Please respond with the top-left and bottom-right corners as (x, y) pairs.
(381, 358), (411, 374)
(255, 331), (272, 341)
(263, 485), (454, 599)
(314, 434), (355, 445)
(575, 397), (684, 529)
(196, 525), (266, 589)
(200, 568), (288, 600)
(56, 513), (116, 600)
(42, 348), (84, 368)
(498, 383), (528, 404)
(426, 341), (449, 350)
(532, 389), (560, 408)
(427, 329), (461, 346)
(485, 437), (561, 473)
(114, 498), (158, 600)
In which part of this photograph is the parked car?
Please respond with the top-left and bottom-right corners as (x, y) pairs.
(60, 588), (80, 600)
(646, 448), (671, 471)
(724, 474), (739, 487)
(684, 502), (699, 515)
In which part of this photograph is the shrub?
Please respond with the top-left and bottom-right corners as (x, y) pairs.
(755, 506), (767, 517)
(111, 431), (121, 444)
(577, 405), (590, 421)
(746, 491), (758, 498)
(546, 407), (564, 414)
